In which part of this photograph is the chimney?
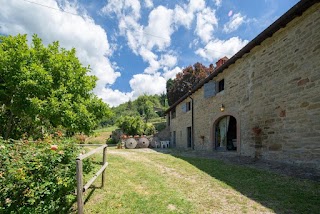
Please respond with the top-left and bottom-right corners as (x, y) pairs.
(215, 56), (229, 69)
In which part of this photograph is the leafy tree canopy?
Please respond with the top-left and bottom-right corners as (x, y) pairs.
(103, 94), (168, 126)
(116, 115), (155, 136)
(0, 34), (111, 139)
(166, 62), (214, 106)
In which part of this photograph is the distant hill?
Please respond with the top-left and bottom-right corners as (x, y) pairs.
(100, 94), (168, 127)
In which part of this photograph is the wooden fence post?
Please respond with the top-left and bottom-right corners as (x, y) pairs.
(76, 144), (108, 213)
(76, 158), (84, 214)
(102, 146), (107, 187)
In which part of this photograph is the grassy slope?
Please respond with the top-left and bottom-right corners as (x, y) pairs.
(85, 126), (118, 144)
(80, 149), (320, 214)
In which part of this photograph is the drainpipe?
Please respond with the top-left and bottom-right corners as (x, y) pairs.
(189, 94), (194, 150)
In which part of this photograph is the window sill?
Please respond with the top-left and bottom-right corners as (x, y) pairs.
(216, 90), (225, 96)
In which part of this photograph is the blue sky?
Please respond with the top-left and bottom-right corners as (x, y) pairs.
(0, 0), (298, 106)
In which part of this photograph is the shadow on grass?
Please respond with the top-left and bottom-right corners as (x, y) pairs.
(84, 186), (98, 205)
(174, 155), (320, 214)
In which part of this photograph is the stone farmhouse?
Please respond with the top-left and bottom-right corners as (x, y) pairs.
(165, 0), (320, 169)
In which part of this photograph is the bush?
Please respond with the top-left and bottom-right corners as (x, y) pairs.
(144, 123), (156, 135)
(0, 139), (89, 213)
(116, 116), (156, 136)
(106, 138), (119, 145)
(153, 122), (166, 132)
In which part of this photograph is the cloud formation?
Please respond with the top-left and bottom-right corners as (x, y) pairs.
(223, 13), (246, 33)
(195, 37), (248, 61)
(195, 7), (218, 43)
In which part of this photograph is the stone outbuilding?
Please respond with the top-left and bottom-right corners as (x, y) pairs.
(165, 0), (320, 169)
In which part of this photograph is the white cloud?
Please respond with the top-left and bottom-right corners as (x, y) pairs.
(223, 13), (246, 33)
(169, 0), (219, 44)
(98, 88), (133, 107)
(188, 0), (206, 13)
(100, 70), (174, 107)
(159, 54), (177, 68)
(195, 37), (248, 61)
(139, 47), (160, 74)
(139, 49), (177, 74)
(144, 0), (153, 8)
(173, 0), (206, 29)
(173, 5), (193, 29)
(195, 7), (218, 43)
(129, 73), (167, 98)
(119, 16), (144, 54)
(101, 0), (141, 20)
(106, 4), (174, 58)
(144, 6), (174, 51)
(163, 67), (182, 80)
(0, 0), (121, 105)
(214, 0), (222, 7)
(100, 64), (180, 107)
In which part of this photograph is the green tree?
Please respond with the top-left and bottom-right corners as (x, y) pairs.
(126, 99), (133, 110)
(116, 115), (155, 135)
(0, 34), (111, 139)
(136, 95), (158, 122)
(166, 62), (214, 106)
(159, 92), (168, 107)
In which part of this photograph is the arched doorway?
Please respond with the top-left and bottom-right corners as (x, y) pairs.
(214, 116), (237, 151)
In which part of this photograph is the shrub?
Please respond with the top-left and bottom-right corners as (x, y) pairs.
(74, 134), (87, 144)
(144, 123), (156, 135)
(153, 122), (166, 132)
(0, 139), (89, 213)
(116, 116), (156, 136)
(106, 138), (119, 145)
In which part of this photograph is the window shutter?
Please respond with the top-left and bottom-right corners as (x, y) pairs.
(181, 103), (186, 112)
(204, 81), (216, 98)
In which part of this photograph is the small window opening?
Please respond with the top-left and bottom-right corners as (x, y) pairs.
(186, 102), (191, 112)
(218, 79), (225, 92)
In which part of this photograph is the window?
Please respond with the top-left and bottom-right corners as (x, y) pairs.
(204, 81), (217, 98)
(171, 108), (176, 119)
(181, 102), (191, 112)
(186, 102), (191, 112)
(218, 79), (224, 92)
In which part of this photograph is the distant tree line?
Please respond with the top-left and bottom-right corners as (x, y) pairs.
(102, 94), (168, 127)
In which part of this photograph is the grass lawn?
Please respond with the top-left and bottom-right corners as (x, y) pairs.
(94, 126), (118, 134)
(78, 148), (320, 214)
(85, 126), (118, 144)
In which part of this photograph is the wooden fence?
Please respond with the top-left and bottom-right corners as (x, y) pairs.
(76, 144), (108, 214)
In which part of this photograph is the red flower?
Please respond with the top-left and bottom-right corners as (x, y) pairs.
(50, 145), (58, 151)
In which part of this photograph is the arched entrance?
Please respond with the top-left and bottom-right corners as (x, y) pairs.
(214, 115), (237, 151)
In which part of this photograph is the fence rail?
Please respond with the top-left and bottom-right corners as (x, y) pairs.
(76, 144), (108, 214)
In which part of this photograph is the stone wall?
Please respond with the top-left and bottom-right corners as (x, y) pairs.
(169, 3), (320, 168)
(170, 97), (192, 149)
